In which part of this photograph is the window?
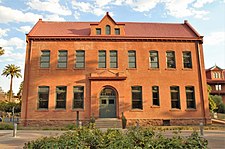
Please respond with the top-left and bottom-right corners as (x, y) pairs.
(98, 50), (106, 68)
(215, 85), (222, 91)
(183, 51), (192, 68)
(115, 28), (120, 35)
(132, 86), (142, 109)
(38, 86), (49, 109)
(75, 50), (85, 68)
(186, 86), (196, 109)
(96, 28), (101, 35)
(73, 86), (84, 109)
(58, 50), (67, 68)
(128, 51), (136, 68)
(110, 50), (118, 68)
(170, 86), (180, 109)
(166, 51), (176, 68)
(56, 86), (67, 109)
(149, 51), (159, 68)
(214, 72), (221, 78)
(40, 50), (50, 68)
(152, 86), (160, 106)
(105, 25), (111, 35)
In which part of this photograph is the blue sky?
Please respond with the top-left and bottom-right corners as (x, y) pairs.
(0, 0), (225, 93)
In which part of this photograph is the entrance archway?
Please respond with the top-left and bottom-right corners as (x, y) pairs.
(99, 87), (117, 118)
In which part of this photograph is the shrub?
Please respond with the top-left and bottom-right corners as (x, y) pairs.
(218, 103), (225, 113)
(0, 122), (14, 130)
(23, 127), (208, 149)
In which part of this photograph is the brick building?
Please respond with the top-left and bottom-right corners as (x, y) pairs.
(21, 13), (210, 126)
(206, 65), (225, 103)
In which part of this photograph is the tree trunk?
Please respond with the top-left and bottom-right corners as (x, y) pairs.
(9, 75), (13, 102)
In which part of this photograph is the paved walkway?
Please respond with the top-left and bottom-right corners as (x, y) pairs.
(0, 130), (225, 149)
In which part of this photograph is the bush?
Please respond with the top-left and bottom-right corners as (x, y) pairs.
(218, 103), (225, 113)
(23, 127), (208, 149)
(0, 101), (21, 113)
(0, 122), (13, 130)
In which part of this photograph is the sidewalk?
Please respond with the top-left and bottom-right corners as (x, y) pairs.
(0, 130), (225, 149)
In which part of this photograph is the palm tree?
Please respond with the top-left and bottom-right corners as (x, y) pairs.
(2, 64), (22, 101)
(0, 47), (4, 56)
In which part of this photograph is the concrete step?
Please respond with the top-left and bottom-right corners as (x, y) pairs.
(95, 118), (122, 128)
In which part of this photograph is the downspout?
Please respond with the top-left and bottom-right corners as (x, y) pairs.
(196, 41), (207, 124)
(24, 39), (32, 126)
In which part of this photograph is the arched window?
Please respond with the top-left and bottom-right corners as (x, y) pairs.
(105, 25), (111, 35)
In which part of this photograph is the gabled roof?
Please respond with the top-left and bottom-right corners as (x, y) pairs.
(27, 13), (202, 39)
(206, 65), (223, 71)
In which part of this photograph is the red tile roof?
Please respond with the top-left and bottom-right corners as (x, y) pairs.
(28, 19), (201, 39)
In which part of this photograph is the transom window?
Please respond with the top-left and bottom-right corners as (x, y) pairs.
(186, 86), (196, 109)
(170, 86), (180, 109)
(56, 86), (67, 109)
(105, 25), (111, 35)
(73, 86), (84, 109)
(58, 50), (67, 68)
(149, 51), (159, 68)
(132, 86), (142, 109)
(100, 88), (116, 96)
(38, 86), (49, 109)
(110, 50), (118, 68)
(128, 50), (136, 68)
(40, 50), (50, 68)
(152, 86), (160, 106)
(115, 28), (120, 35)
(96, 28), (101, 35)
(183, 51), (192, 68)
(98, 50), (106, 68)
(75, 50), (85, 68)
(166, 51), (176, 68)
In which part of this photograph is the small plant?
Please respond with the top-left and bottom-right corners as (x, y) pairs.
(0, 122), (14, 130)
(121, 112), (127, 129)
(89, 113), (95, 128)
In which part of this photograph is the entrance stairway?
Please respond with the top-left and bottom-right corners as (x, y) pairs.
(95, 118), (122, 128)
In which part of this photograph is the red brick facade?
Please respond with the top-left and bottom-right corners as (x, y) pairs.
(206, 65), (225, 103)
(21, 13), (210, 126)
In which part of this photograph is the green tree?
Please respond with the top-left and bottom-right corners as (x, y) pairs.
(17, 81), (23, 100)
(1, 64), (22, 102)
(0, 47), (4, 56)
(207, 85), (217, 112)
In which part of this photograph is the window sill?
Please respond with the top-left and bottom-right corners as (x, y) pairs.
(126, 68), (137, 70)
(39, 68), (50, 70)
(56, 68), (67, 70)
(36, 109), (49, 112)
(170, 108), (181, 111)
(148, 68), (159, 70)
(130, 109), (143, 112)
(185, 108), (197, 111)
(96, 68), (107, 70)
(151, 105), (160, 108)
(53, 109), (66, 112)
(182, 68), (193, 71)
(71, 109), (84, 112)
(165, 68), (176, 71)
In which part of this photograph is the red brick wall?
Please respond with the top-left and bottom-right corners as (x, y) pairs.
(21, 40), (210, 125)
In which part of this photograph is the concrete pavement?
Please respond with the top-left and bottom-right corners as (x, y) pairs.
(0, 129), (225, 149)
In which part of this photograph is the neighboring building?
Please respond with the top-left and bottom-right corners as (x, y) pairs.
(21, 12), (210, 126)
(206, 65), (225, 103)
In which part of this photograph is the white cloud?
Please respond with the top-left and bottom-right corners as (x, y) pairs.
(204, 31), (225, 46)
(0, 6), (42, 23)
(0, 28), (10, 37)
(27, 0), (72, 16)
(74, 11), (80, 20)
(71, 0), (106, 16)
(0, 37), (25, 49)
(17, 26), (32, 34)
(44, 14), (66, 21)
(193, 0), (214, 8)
(127, 0), (161, 12)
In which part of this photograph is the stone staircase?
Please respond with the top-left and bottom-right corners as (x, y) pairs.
(95, 118), (122, 128)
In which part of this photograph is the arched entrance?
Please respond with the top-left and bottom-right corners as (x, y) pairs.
(99, 87), (117, 118)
